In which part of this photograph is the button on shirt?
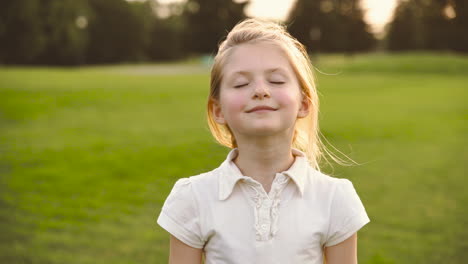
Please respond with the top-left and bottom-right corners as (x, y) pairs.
(157, 149), (370, 264)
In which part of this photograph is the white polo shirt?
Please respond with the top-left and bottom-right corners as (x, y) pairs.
(157, 149), (370, 263)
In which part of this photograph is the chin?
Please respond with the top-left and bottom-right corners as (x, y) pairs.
(243, 125), (287, 137)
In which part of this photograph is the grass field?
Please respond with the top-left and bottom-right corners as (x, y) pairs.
(0, 53), (467, 263)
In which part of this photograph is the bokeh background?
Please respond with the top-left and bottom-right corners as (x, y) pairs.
(0, 0), (467, 263)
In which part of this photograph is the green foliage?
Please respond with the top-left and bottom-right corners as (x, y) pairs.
(38, 0), (91, 65)
(0, 0), (46, 63)
(287, 0), (376, 53)
(0, 53), (467, 263)
(86, 0), (154, 63)
(148, 14), (186, 61)
(0, 0), (91, 65)
(387, 0), (468, 52)
(0, 0), (249, 65)
(182, 0), (248, 54)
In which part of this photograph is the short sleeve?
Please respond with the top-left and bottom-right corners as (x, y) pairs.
(157, 178), (204, 249)
(324, 179), (370, 247)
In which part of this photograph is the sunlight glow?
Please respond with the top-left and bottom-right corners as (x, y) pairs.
(154, 0), (397, 34)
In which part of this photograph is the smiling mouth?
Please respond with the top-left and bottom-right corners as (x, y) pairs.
(246, 106), (278, 113)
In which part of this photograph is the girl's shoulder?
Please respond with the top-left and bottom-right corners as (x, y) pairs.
(166, 167), (222, 201)
(311, 171), (370, 246)
(309, 167), (353, 185)
(308, 169), (367, 217)
(184, 166), (221, 188)
(306, 168), (358, 198)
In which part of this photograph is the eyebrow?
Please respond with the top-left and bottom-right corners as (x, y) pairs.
(229, 68), (286, 77)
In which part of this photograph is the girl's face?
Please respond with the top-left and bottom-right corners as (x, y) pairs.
(212, 41), (309, 139)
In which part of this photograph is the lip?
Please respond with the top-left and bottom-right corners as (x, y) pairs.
(246, 106), (278, 113)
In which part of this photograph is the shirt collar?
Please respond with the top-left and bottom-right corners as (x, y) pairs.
(218, 148), (309, 200)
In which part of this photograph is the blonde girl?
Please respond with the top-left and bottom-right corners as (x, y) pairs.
(157, 18), (369, 264)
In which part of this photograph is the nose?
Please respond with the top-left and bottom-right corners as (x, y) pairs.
(252, 80), (270, 99)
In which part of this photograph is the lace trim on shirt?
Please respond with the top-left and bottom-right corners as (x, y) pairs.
(246, 174), (289, 241)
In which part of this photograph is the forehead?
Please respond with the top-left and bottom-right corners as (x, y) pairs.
(222, 42), (294, 78)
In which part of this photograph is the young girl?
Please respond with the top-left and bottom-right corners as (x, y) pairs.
(157, 18), (369, 264)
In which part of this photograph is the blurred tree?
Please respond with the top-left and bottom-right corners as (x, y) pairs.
(86, 0), (154, 63)
(182, 0), (248, 54)
(36, 0), (91, 65)
(423, 0), (453, 50)
(0, 0), (46, 64)
(147, 1), (186, 61)
(386, 0), (423, 50)
(286, 0), (324, 52)
(0, 0), (91, 65)
(387, 0), (466, 52)
(287, 0), (376, 53)
(452, 0), (468, 52)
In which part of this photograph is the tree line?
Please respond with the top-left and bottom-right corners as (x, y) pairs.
(0, 0), (466, 65)
(387, 0), (467, 52)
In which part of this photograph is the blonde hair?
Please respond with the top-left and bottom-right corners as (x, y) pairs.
(207, 18), (348, 170)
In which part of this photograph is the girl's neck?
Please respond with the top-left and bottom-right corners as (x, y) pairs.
(233, 134), (295, 193)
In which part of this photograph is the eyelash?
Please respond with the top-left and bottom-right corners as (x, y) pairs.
(234, 81), (285, 88)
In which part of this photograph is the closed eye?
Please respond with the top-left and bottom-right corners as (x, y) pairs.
(234, 83), (248, 88)
(271, 81), (285, 85)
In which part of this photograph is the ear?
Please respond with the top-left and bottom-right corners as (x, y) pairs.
(297, 96), (311, 118)
(211, 99), (226, 124)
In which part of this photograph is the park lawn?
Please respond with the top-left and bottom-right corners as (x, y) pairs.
(0, 53), (467, 263)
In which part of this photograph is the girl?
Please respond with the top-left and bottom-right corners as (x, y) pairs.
(157, 18), (369, 264)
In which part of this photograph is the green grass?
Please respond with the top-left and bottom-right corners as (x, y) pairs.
(0, 53), (467, 263)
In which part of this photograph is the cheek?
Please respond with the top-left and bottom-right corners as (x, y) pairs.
(220, 91), (247, 114)
(275, 89), (302, 109)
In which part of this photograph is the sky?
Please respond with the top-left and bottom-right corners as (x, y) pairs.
(157, 0), (398, 35)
